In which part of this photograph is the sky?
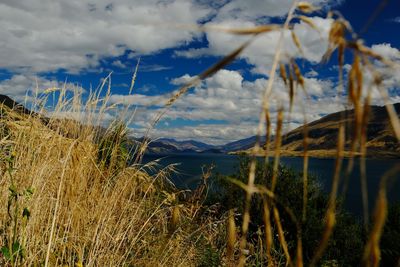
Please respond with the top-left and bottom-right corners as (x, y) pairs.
(0, 0), (399, 145)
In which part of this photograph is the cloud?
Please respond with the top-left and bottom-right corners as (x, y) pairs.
(138, 84), (157, 93)
(0, 0), (342, 77)
(0, 74), (83, 102)
(113, 61), (399, 144)
(170, 74), (198, 85)
(364, 44), (400, 100)
(148, 123), (259, 145)
(114, 83), (129, 88)
(139, 64), (173, 72)
(175, 16), (334, 75)
(391, 17), (400, 23)
(0, 0), (341, 105)
(172, 0), (341, 74)
(109, 69), (339, 143)
(0, 0), (212, 74)
(173, 48), (211, 58)
(111, 60), (127, 69)
(305, 69), (319, 77)
(371, 43), (400, 60)
(50, 110), (115, 125)
(212, 0), (341, 22)
(109, 93), (169, 107)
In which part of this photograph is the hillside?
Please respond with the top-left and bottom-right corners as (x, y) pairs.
(217, 135), (266, 152)
(158, 138), (214, 152)
(0, 94), (33, 115)
(236, 103), (400, 158)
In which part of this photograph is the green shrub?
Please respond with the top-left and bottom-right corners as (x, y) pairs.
(97, 120), (129, 173)
(381, 202), (400, 266)
(206, 155), (364, 266)
(198, 243), (221, 267)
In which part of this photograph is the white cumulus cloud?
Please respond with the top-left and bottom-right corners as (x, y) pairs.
(0, 0), (211, 74)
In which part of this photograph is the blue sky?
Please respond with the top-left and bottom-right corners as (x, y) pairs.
(0, 0), (399, 144)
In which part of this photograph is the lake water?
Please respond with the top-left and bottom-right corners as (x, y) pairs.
(142, 153), (399, 217)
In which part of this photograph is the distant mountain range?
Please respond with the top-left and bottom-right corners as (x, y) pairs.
(141, 103), (400, 158)
(139, 136), (265, 154)
(158, 138), (215, 151)
(133, 137), (216, 154)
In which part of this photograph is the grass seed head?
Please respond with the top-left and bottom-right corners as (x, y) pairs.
(291, 30), (304, 56)
(297, 2), (318, 13)
(227, 209), (236, 261)
(280, 63), (288, 86)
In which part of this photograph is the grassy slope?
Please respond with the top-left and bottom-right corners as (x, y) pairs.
(238, 104), (400, 158)
(0, 104), (221, 266)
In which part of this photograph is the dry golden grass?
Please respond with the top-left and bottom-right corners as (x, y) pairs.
(0, 92), (223, 266)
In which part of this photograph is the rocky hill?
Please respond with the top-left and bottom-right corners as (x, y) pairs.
(235, 103), (400, 158)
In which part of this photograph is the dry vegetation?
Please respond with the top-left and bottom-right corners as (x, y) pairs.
(0, 93), (227, 266)
(1, 1), (400, 266)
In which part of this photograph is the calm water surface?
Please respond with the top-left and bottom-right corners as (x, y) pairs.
(143, 153), (399, 216)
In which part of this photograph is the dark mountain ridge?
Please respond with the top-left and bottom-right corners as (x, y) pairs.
(0, 94), (33, 115)
(233, 103), (400, 158)
(158, 138), (214, 151)
(278, 104), (400, 156)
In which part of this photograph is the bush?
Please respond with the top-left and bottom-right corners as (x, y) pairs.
(381, 202), (400, 266)
(97, 120), (129, 173)
(206, 155), (364, 266)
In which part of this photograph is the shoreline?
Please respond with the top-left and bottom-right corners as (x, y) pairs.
(228, 149), (400, 159)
